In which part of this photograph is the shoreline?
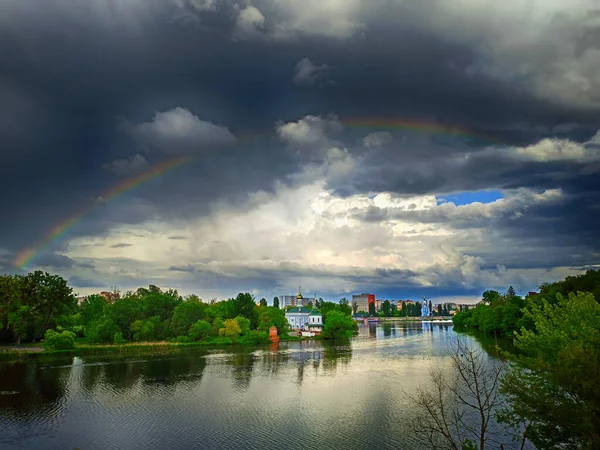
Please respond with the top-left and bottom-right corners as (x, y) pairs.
(0, 334), (310, 361)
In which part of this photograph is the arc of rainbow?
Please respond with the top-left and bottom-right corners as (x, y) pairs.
(14, 155), (191, 269)
(14, 117), (503, 269)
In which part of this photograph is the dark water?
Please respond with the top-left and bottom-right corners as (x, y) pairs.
(0, 322), (512, 449)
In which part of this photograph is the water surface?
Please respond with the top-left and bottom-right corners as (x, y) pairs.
(1, 322), (508, 449)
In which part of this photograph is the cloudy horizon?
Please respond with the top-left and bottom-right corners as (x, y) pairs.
(1, 0), (599, 303)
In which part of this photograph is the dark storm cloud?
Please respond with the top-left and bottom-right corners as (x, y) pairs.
(33, 253), (76, 269)
(0, 0), (598, 296)
(69, 276), (105, 289)
(110, 243), (133, 249)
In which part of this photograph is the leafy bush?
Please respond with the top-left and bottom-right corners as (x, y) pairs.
(86, 317), (120, 344)
(219, 319), (242, 340)
(238, 330), (268, 345)
(322, 311), (358, 339)
(188, 320), (212, 341)
(113, 331), (126, 345)
(176, 335), (192, 343)
(43, 329), (76, 350)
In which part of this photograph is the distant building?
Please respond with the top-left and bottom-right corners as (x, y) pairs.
(281, 286), (316, 308)
(421, 298), (431, 317)
(352, 293), (375, 313)
(100, 291), (119, 303)
(376, 300), (384, 311)
(285, 306), (323, 335)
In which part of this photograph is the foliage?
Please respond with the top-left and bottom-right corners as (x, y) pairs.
(176, 335), (192, 343)
(382, 300), (392, 317)
(130, 316), (167, 342)
(86, 316), (120, 344)
(43, 329), (76, 350)
(170, 299), (206, 337)
(113, 332), (126, 345)
(257, 306), (289, 334)
(273, 297), (279, 309)
(0, 271), (76, 344)
(259, 297), (267, 307)
(322, 310), (358, 339)
(499, 292), (600, 449)
(234, 315), (251, 335)
(80, 294), (108, 326)
(219, 319), (242, 340)
(453, 287), (525, 335)
(237, 330), (269, 345)
(232, 293), (256, 326)
(188, 320), (212, 341)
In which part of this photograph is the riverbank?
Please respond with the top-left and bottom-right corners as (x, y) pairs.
(377, 316), (453, 322)
(0, 334), (316, 362)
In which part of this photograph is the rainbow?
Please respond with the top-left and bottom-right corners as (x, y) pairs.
(341, 118), (504, 145)
(14, 117), (501, 269)
(14, 155), (191, 269)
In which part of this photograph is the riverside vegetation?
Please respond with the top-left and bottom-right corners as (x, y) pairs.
(450, 270), (600, 450)
(0, 271), (357, 355)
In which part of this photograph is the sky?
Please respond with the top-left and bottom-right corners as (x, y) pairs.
(1, 0), (599, 304)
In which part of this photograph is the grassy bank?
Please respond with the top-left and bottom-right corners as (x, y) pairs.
(0, 333), (313, 361)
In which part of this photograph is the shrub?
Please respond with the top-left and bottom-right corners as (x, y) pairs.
(43, 329), (76, 350)
(113, 332), (126, 345)
(238, 330), (268, 345)
(86, 317), (120, 344)
(189, 320), (212, 341)
(176, 335), (192, 343)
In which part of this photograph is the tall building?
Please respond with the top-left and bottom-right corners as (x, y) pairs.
(352, 293), (375, 313)
(281, 286), (316, 308)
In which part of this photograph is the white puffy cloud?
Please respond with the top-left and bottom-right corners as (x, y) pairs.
(363, 131), (393, 147)
(102, 154), (149, 176)
(122, 107), (235, 153)
(234, 6), (266, 37)
(276, 114), (342, 147)
(509, 135), (600, 163)
(293, 57), (330, 86)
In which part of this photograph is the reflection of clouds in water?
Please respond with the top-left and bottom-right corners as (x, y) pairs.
(1, 325), (504, 449)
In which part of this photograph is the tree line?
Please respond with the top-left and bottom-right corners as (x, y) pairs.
(448, 269), (600, 449)
(0, 271), (357, 349)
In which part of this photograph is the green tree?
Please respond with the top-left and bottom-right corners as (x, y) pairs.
(234, 315), (251, 335)
(219, 319), (242, 340)
(86, 316), (120, 344)
(382, 300), (391, 317)
(273, 297), (280, 309)
(257, 306), (289, 334)
(233, 293), (256, 324)
(322, 310), (358, 339)
(42, 329), (76, 350)
(7, 304), (31, 345)
(79, 294), (108, 326)
(338, 298), (352, 316)
(259, 298), (267, 307)
(170, 299), (206, 337)
(368, 301), (376, 317)
(499, 292), (600, 449)
(140, 291), (181, 321)
(105, 297), (142, 340)
(352, 301), (358, 315)
(188, 320), (212, 341)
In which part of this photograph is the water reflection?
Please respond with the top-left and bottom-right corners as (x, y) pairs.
(0, 322), (513, 450)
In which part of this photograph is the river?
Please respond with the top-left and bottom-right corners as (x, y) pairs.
(0, 322), (515, 449)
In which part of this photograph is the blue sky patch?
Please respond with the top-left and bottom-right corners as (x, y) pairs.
(438, 189), (504, 206)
